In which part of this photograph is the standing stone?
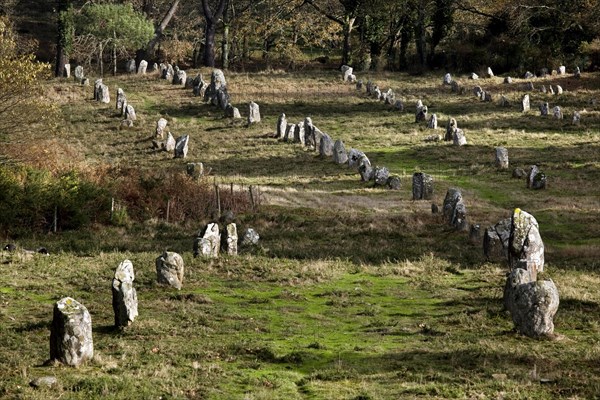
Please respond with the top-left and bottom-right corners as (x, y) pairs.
(186, 162), (204, 179)
(247, 102), (260, 125)
(358, 156), (373, 182)
(427, 114), (438, 129)
(539, 102), (549, 116)
(240, 228), (260, 247)
(469, 224), (482, 243)
(74, 65), (84, 80)
(333, 140), (348, 164)
(394, 100), (404, 111)
(527, 165), (546, 190)
(443, 73), (452, 85)
(161, 63), (174, 80)
(495, 147), (509, 169)
(203, 69), (227, 103)
(549, 85), (555, 95)
(112, 260), (138, 328)
(387, 175), (401, 190)
(174, 135), (189, 158)
(415, 105), (428, 122)
(558, 65), (566, 75)
(486, 67), (494, 78)
(453, 129), (467, 146)
(483, 218), (511, 262)
(164, 132), (176, 152)
(445, 118), (457, 141)
(500, 95), (510, 107)
(125, 104), (136, 121)
(155, 251), (184, 290)
(574, 66), (581, 78)
(81, 77), (89, 86)
(216, 89), (229, 110)
(505, 272), (559, 338)
(152, 63), (159, 72)
(225, 104), (240, 118)
(555, 85), (563, 95)
(319, 133), (334, 158)
(356, 80), (363, 90)
(116, 88), (126, 111)
(503, 76), (512, 84)
(223, 223), (238, 256)
(473, 86), (483, 98)
(283, 123), (295, 142)
(451, 80), (461, 93)
(63, 63), (70, 78)
(469, 72), (479, 80)
(521, 94), (530, 112)
(156, 118), (168, 139)
(50, 297), (93, 367)
(194, 223), (220, 258)
(303, 117), (315, 148)
(524, 71), (534, 79)
(373, 166), (390, 186)
(443, 188), (468, 231)
(553, 106), (563, 119)
(525, 81), (535, 91)
(347, 149), (365, 169)
(342, 66), (354, 82)
(572, 111), (581, 125)
(100, 84), (110, 103)
(94, 80), (102, 101)
(173, 70), (187, 85)
(277, 113), (287, 139)
(412, 172), (434, 200)
(126, 59), (136, 74)
(294, 121), (305, 144)
(138, 60), (148, 74)
(509, 208), (545, 281)
(483, 91), (493, 102)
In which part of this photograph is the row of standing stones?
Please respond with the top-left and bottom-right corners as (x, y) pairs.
(46, 223), (260, 374)
(339, 64), (558, 339)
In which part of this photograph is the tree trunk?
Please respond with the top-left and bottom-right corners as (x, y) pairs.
(54, 0), (71, 77)
(112, 31), (117, 76)
(203, 22), (217, 67)
(222, 23), (229, 69)
(139, 0), (180, 64)
(399, 26), (411, 70)
(99, 43), (104, 77)
(415, 6), (427, 68)
(341, 17), (355, 66)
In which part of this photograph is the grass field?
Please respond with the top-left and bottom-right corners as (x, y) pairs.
(0, 67), (599, 399)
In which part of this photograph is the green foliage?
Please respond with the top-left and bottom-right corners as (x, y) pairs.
(58, 4), (75, 55)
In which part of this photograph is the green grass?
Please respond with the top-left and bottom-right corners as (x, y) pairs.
(0, 69), (599, 398)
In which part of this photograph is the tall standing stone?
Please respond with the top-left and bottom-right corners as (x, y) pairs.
(304, 117), (315, 148)
(174, 135), (189, 158)
(223, 223), (238, 256)
(50, 297), (93, 367)
(427, 114), (438, 129)
(156, 118), (168, 139)
(194, 223), (220, 258)
(319, 133), (334, 158)
(137, 60), (148, 74)
(116, 88), (126, 111)
(443, 188), (468, 231)
(74, 65), (84, 81)
(333, 140), (348, 164)
(155, 251), (184, 290)
(495, 147), (509, 169)
(521, 95), (530, 112)
(412, 172), (434, 200)
(445, 118), (457, 141)
(248, 102), (260, 125)
(453, 129), (467, 146)
(277, 113), (287, 139)
(126, 59), (136, 74)
(99, 84), (110, 104)
(486, 66), (494, 78)
(125, 104), (136, 121)
(112, 260), (138, 328)
(508, 208), (545, 281)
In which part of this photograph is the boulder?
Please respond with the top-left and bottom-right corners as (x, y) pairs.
(283, 123), (295, 142)
(50, 297), (94, 366)
(240, 228), (260, 247)
(347, 149), (365, 169)
(155, 251), (184, 290)
(412, 172), (434, 200)
(555, 85), (563, 95)
(373, 166), (390, 186)
(469, 72), (479, 80)
(558, 65), (566, 75)
(387, 175), (401, 190)
(186, 162), (204, 179)
(452, 129), (467, 146)
(203, 69), (226, 103)
(572, 111), (581, 125)
(112, 259), (138, 327)
(415, 106), (428, 122)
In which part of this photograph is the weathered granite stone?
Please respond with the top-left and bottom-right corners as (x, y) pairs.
(204, 69), (226, 103)
(483, 218), (511, 262)
(558, 65), (566, 75)
(333, 140), (348, 164)
(427, 113), (438, 129)
(216, 89), (229, 110)
(277, 113), (287, 139)
(539, 102), (549, 116)
(319, 133), (334, 158)
(50, 297), (93, 367)
(155, 251), (184, 290)
(126, 59), (136, 74)
(81, 77), (89, 86)
(347, 149), (365, 169)
(247, 102), (260, 125)
(495, 147), (509, 169)
(358, 156), (373, 181)
(174, 135), (189, 158)
(137, 60), (148, 74)
(443, 188), (468, 231)
(194, 223), (220, 258)
(553, 106), (563, 119)
(373, 166), (390, 186)
(555, 85), (563, 95)
(30, 376), (58, 389)
(453, 129), (467, 146)
(486, 67), (494, 78)
(572, 111), (581, 125)
(525, 81), (535, 91)
(162, 132), (176, 152)
(527, 165), (546, 190)
(116, 88), (126, 111)
(509, 208), (545, 280)
(387, 175), (401, 190)
(112, 260), (138, 328)
(521, 94), (530, 112)
(125, 104), (136, 121)
(504, 76), (512, 84)
(304, 117), (315, 148)
(445, 118), (457, 141)
(186, 162), (204, 179)
(74, 65), (84, 80)
(483, 91), (493, 102)
(443, 73), (452, 85)
(294, 121), (305, 144)
(223, 223), (238, 256)
(342, 65), (353, 82)
(225, 104), (240, 118)
(412, 172), (434, 200)
(156, 118), (168, 139)
(63, 63), (70, 78)
(470, 72), (479, 80)
(240, 228), (260, 247)
(415, 105), (428, 122)
(173, 69), (187, 86)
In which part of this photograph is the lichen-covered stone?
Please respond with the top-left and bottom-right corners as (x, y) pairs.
(112, 259), (138, 327)
(50, 297), (93, 367)
(347, 149), (365, 169)
(483, 218), (511, 262)
(387, 175), (401, 190)
(223, 223), (238, 256)
(443, 188), (468, 231)
(445, 118), (457, 141)
(333, 140), (348, 164)
(373, 166), (390, 186)
(509, 208), (545, 281)
(155, 251), (184, 290)
(452, 129), (467, 146)
(194, 223), (220, 258)
(412, 172), (434, 200)
(240, 228), (260, 247)
(247, 102), (261, 125)
(495, 147), (509, 169)
(319, 133), (334, 158)
(358, 156), (373, 182)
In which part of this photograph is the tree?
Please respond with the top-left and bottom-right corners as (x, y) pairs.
(137, 0), (180, 64)
(200, 0), (228, 67)
(76, 3), (154, 75)
(55, 0), (74, 77)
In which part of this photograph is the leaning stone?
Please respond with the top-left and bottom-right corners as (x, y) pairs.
(74, 65), (84, 80)
(186, 162), (204, 179)
(521, 94), (530, 112)
(155, 251), (184, 290)
(483, 218), (511, 262)
(156, 118), (168, 139)
(387, 175), (401, 190)
(125, 104), (136, 121)
(495, 147), (509, 169)
(194, 223), (220, 258)
(469, 72), (479, 80)
(527, 165), (546, 190)
(553, 106), (563, 119)
(120, 100), (128, 117)
(509, 208), (545, 280)
(319, 133), (334, 158)
(247, 102), (260, 125)
(137, 60), (148, 74)
(486, 67), (494, 78)
(505, 270), (559, 337)
(524, 81), (535, 91)
(126, 59), (136, 74)
(427, 113), (438, 129)
(443, 73), (452, 85)
(174, 135), (189, 158)
(240, 228), (260, 247)
(453, 129), (467, 146)
(223, 223), (238, 256)
(445, 118), (457, 141)
(276, 113), (287, 139)
(373, 166), (389, 186)
(163, 132), (176, 152)
(112, 260), (138, 328)
(358, 156), (373, 182)
(347, 149), (365, 169)
(50, 297), (93, 367)
(116, 88), (126, 111)
(30, 376), (58, 389)
(412, 172), (434, 200)
(333, 140), (348, 164)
